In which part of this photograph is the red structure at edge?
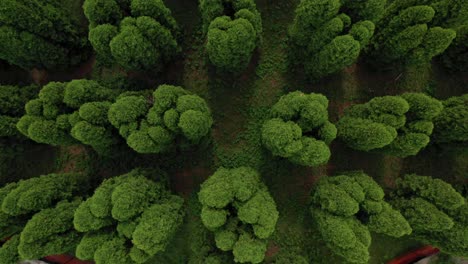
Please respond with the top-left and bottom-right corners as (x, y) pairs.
(386, 246), (440, 264)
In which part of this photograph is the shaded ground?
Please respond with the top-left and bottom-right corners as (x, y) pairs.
(56, 145), (88, 173)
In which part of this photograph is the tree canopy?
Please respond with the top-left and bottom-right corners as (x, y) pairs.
(0, 84), (39, 138)
(108, 84), (213, 153)
(0, 0), (89, 69)
(432, 94), (468, 143)
(262, 91), (336, 167)
(84, 0), (179, 71)
(17, 80), (122, 155)
(368, 0), (456, 66)
(337, 93), (443, 157)
(200, 0), (262, 72)
(390, 174), (467, 257)
(198, 167), (279, 264)
(310, 172), (411, 263)
(289, 0), (375, 79)
(73, 169), (184, 264)
(0, 173), (87, 262)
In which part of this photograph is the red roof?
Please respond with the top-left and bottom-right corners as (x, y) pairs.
(387, 246), (440, 264)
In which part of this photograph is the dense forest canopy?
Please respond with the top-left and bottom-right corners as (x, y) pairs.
(0, 0), (466, 264)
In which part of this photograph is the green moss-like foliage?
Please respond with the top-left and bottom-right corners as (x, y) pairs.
(1, 173), (85, 217)
(198, 167), (279, 264)
(341, 0), (388, 22)
(0, 234), (20, 263)
(17, 80), (122, 155)
(337, 93), (442, 157)
(200, 0), (262, 72)
(261, 91), (336, 167)
(311, 172), (411, 263)
(108, 85), (213, 153)
(441, 25), (468, 71)
(434, 0), (468, 71)
(84, 0), (179, 71)
(273, 252), (309, 264)
(18, 199), (82, 260)
(368, 1), (456, 66)
(0, 0), (89, 69)
(0, 172), (88, 263)
(289, 0), (375, 79)
(391, 174), (467, 257)
(73, 169), (184, 264)
(0, 84), (39, 137)
(432, 94), (468, 143)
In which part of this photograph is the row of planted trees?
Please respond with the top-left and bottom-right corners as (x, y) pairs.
(0, 0), (467, 76)
(0, 167), (465, 263)
(0, 81), (465, 166)
(0, 79), (465, 263)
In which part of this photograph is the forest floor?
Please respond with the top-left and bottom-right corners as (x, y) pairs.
(2, 0), (466, 263)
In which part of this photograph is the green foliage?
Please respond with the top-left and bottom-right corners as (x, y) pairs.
(1, 173), (85, 216)
(273, 252), (309, 264)
(200, 0), (262, 72)
(232, 233), (267, 264)
(0, 84), (39, 137)
(17, 80), (121, 154)
(74, 169), (184, 264)
(289, 0), (375, 79)
(94, 237), (132, 264)
(198, 167), (279, 263)
(305, 34), (361, 80)
(0, 174), (85, 261)
(0, 234), (20, 263)
(432, 94), (468, 143)
(18, 200), (82, 260)
(342, 0), (388, 22)
(83, 0), (179, 71)
(337, 93), (442, 157)
(369, 2), (456, 66)
(0, 183), (28, 239)
(391, 174), (467, 256)
(394, 174), (464, 211)
(441, 25), (468, 71)
(109, 85), (213, 153)
(83, 0), (122, 26)
(132, 196), (184, 256)
(0, 0), (89, 69)
(337, 117), (397, 151)
(89, 24), (119, 65)
(262, 91), (335, 167)
(311, 172), (411, 263)
(206, 16), (257, 72)
(75, 231), (116, 260)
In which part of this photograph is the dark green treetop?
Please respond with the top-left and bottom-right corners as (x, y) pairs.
(337, 93), (443, 157)
(432, 94), (468, 143)
(368, 0), (456, 66)
(289, 0), (375, 79)
(84, 0), (179, 71)
(0, 173), (87, 262)
(108, 84), (213, 154)
(198, 167), (279, 264)
(73, 169), (185, 264)
(390, 174), (467, 257)
(200, 0), (262, 72)
(310, 172), (411, 263)
(262, 91), (336, 167)
(0, 0), (90, 69)
(0, 84), (39, 137)
(17, 80), (122, 155)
